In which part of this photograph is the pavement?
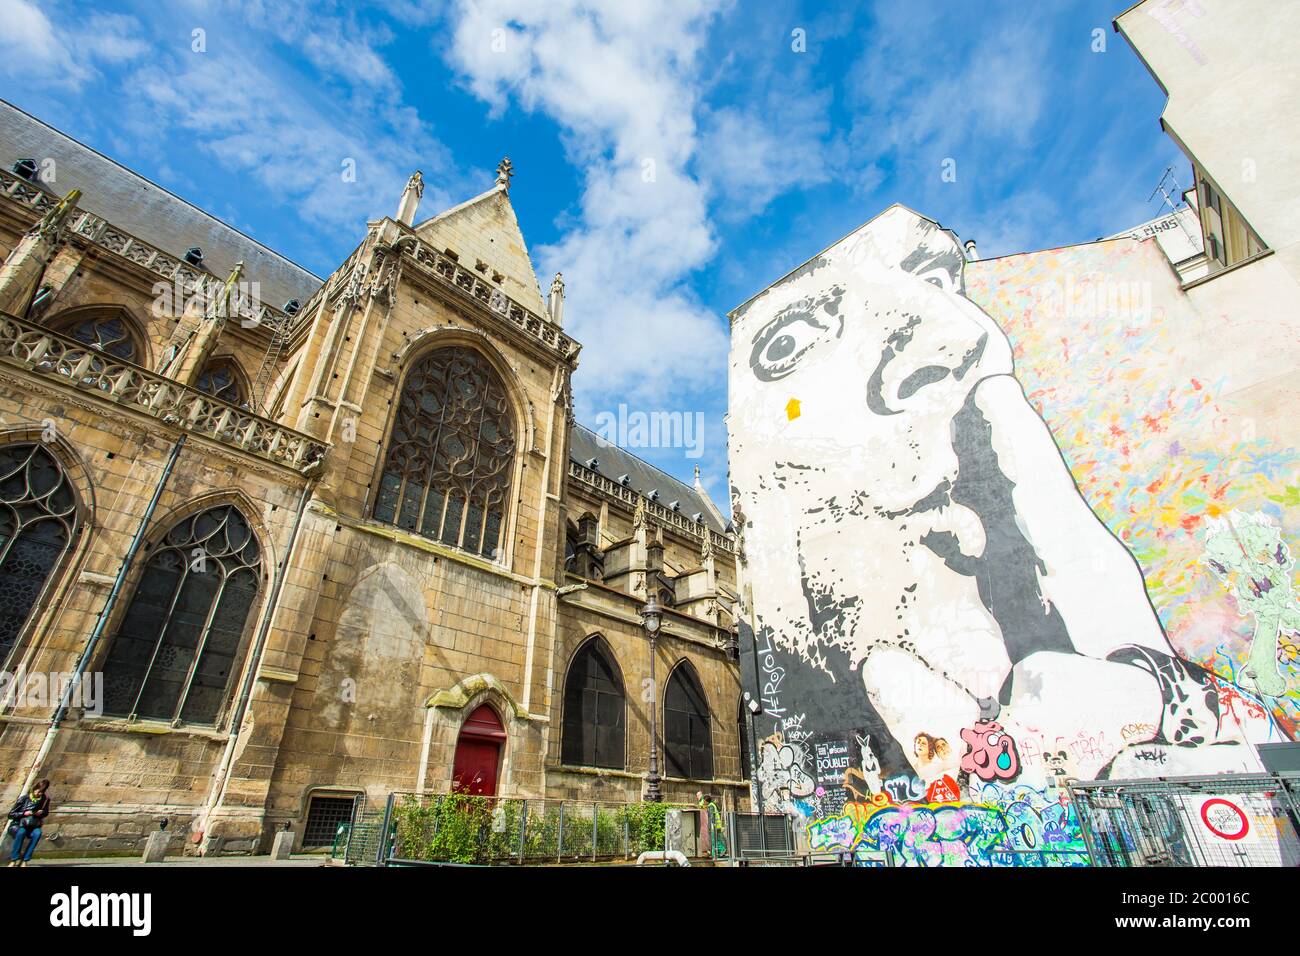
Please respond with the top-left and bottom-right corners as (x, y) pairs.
(20, 854), (333, 867)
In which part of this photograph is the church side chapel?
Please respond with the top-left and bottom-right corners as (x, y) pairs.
(0, 100), (743, 855)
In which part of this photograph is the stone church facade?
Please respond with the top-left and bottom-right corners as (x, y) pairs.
(0, 99), (744, 855)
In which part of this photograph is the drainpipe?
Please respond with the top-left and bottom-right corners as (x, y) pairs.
(22, 433), (187, 791)
(201, 476), (316, 836)
(744, 585), (769, 858)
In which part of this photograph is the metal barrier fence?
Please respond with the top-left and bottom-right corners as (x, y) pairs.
(331, 801), (388, 865)
(1068, 772), (1300, 867)
(373, 793), (697, 866)
(725, 811), (796, 862)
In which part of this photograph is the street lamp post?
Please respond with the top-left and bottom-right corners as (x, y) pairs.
(640, 594), (663, 803)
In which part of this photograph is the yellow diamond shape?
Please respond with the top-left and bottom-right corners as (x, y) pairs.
(786, 398), (801, 421)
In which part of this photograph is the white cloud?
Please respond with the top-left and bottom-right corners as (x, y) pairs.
(0, 0), (147, 89)
(132, 58), (450, 240)
(0, 0), (72, 67)
(443, 0), (732, 405)
(848, 10), (1050, 159)
(697, 96), (835, 221)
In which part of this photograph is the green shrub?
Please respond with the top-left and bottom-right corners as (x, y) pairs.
(392, 793), (498, 864)
(626, 802), (671, 854)
(391, 796), (693, 864)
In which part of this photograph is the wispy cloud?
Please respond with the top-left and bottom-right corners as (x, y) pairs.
(0, 0), (1188, 503)
(441, 0), (732, 408)
(3, 0), (471, 268)
(0, 0), (148, 90)
(838, 2), (1185, 256)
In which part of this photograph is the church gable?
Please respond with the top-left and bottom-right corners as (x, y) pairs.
(414, 177), (548, 318)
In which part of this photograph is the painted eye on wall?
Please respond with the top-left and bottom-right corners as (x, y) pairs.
(918, 267), (954, 292)
(749, 310), (830, 382)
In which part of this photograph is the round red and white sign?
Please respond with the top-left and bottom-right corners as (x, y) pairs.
(1199, 797), (1250, 841)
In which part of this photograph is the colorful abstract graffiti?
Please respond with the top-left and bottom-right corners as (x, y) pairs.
(730, 206), (1295, 864)
(805, 780), (1088, 867)
(965, 239), (1300, 733)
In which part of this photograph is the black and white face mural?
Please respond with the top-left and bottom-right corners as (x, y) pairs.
(729, 207), (1278, 814)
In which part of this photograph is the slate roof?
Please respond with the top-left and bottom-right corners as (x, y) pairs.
(0, 98), (322, 309)
(569, 423), (728, 534)
(1, 101), (726, 531)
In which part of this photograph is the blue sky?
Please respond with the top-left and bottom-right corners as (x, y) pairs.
(0, 0), (1186, 509)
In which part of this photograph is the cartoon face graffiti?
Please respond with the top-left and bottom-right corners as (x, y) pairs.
(729, 205), (1278, 786)
(959, 720), (1020, 782)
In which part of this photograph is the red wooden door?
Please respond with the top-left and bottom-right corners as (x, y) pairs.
(451, 704), (505, 796)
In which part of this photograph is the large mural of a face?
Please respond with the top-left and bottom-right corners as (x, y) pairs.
(729, 206), (1281, 805)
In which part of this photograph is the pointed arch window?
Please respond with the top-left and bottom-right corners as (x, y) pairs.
(0, 444), (80, 669)
(49, 306), (147, 382)
(102, 505), (262, 726)
(664, 662), (713, 780)
(561, 637), (625, 769)
(195, 357), (247, 407)
(51, 308), (143, 366)
(372, 347), (515, 559)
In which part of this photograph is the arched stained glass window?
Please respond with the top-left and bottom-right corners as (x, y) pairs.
(372, 347), (515, 559)
(49, 308), (145, 382)
(102, 505), (262, 726)
(561, 637), (625, 769)
(0, 444), (80, 668)
(195, 358), (247, 407)
(664, 662), (713, 780)
(60, 312), (139, 362)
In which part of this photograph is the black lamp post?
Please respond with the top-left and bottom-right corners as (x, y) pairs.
(640, 593), (664, 803)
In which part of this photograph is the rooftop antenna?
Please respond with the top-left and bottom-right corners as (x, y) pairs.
(1148, 165), (1200, 250)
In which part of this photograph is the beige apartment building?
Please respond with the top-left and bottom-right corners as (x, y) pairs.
(0, 99), (744, 855)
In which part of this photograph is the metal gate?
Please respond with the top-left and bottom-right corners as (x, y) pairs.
(725, 811), (796, 861)
(1068, 772), (1300, 867)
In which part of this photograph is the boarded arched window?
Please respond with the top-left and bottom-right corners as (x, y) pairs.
(195, 357), (247, 407)
(664, 662), (713, 780)
(372, 347), (515, 558)
(561, 637), (625, 769)
(102, 505), (261, 725)
(0, 444), (80, 668)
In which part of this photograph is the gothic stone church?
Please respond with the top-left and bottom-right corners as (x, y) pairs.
(0, 99), (744, 855)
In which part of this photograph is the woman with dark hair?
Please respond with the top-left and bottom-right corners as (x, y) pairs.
(8, 779), (51, 866)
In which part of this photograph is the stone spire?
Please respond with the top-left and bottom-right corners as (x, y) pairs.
(170, 261), (244, 389)
(495, 156), (514, 190)
(692, 464), (730, 536)
(396, 170), (424, 226)
(547, 272), (565, 327)
(0, 187), (82, 317)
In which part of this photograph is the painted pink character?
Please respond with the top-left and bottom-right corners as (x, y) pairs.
(960, 720), (1020, 781)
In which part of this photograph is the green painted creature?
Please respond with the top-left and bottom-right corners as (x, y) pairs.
(1202, 511), (1300, 698)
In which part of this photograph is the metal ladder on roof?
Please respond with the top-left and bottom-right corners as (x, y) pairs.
(251, 316), (290, 416)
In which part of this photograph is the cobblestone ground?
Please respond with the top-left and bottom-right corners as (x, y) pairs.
(20, 855), (331, 867)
